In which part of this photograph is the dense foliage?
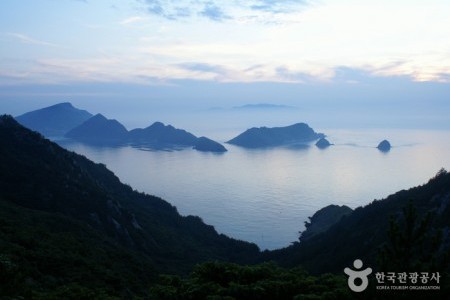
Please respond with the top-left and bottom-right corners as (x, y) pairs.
(262, 169), (450, 299)
(0, 197), (154, 298)
(151, 261), (351, 300)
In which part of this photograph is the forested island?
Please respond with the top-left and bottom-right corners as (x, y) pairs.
(16, 103), (227, 152)
(227, 123), (325, 148)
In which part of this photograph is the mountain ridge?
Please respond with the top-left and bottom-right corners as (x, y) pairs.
(15, 102), (92, 136)
(128, 121), (198, 146)
(65, 113), (128, 143)
(15, 103), (227, 152)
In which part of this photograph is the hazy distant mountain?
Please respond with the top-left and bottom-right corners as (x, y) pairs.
(227, 123), (325, 148)
(233, 103), (296, 110)
(194, 136), (228, 152)
(65, 113), (128, 143)
(64, 116), (228, 152)
(15, 102), (92, 136)
(206, 103), (296, 112)
(16, 103), (227, 152)
(128, 121), (198, 146)
(66, 117), (228, 152)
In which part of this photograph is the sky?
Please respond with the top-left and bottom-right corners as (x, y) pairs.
(0, 0), (449, 130)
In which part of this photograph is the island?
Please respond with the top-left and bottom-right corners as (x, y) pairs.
(15, 102), (92, 137)
(17, 103), (226, 153)
(232, 103), (295, 110)
(315, 137), (332, 149)
(194, 137), (227, 152)
(65, 113), (128, 144)
(68, 118), (225, 152)
(377, 140), (391, 152)
(227, 123), (324, 148)
(128, 121), (198, 146)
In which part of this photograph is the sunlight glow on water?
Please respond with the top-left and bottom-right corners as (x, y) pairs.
(60, 128), (450, 250)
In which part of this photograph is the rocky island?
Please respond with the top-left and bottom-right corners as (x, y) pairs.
(377, 140), (391, 152)
(315, 138), (332, 149)
(194, 136), (228, 152)
(227, 123), (324, 148)
(65, 113), (128, 144)
(16, 103), (226, 153)
(128, 121), (198, 146)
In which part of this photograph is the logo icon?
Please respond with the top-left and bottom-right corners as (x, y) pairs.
(344, 259), (372, 292)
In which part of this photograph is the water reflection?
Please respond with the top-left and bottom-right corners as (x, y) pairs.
(58, 129), (450, 250)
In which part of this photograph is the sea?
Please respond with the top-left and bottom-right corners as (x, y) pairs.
(58, 127), (450, 250)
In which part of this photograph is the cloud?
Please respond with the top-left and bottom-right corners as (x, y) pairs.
(120, 16), (146, 25)
(145, 0), (164, 15)
(6, 33), (62, 48)
(275, 66), (316, 83)
(200, 2), (230, 21)
(3, 50), (449, 86)
(176, 62), (322, 83)
(172, 62), (239, 82)
(178, 62), (227, 73)
(139, 0), (310, 22)
(250, 0), (309, 13)
(436, 73), (450, 83)
(142, 0), (193, 20)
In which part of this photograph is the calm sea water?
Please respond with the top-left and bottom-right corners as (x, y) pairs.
(59, 128), (450, 250)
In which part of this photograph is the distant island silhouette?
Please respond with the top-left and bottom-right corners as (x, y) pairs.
(15, 102), (397, 154)
(227, 123), (324, 148)
(194, 137), (228, 152)
(315, 137), (332, 149)
(128, 121), (198, 146)
(377, 140), (391, 152)
(15, 103), (227, 152)
(232, 103), (296, 110)
(15, 102), (92, 137)
(66, 113), (128, 143)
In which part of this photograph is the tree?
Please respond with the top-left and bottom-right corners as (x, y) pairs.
(378, 201), (445, 272)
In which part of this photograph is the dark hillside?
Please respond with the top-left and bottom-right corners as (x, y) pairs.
(65, 113), (128, 144)
(264, 169), (450, 275)
(0, 198), (155, 298)
(0, 115), (259, 297)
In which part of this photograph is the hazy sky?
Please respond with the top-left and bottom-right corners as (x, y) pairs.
(1, 0), (449, 129)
